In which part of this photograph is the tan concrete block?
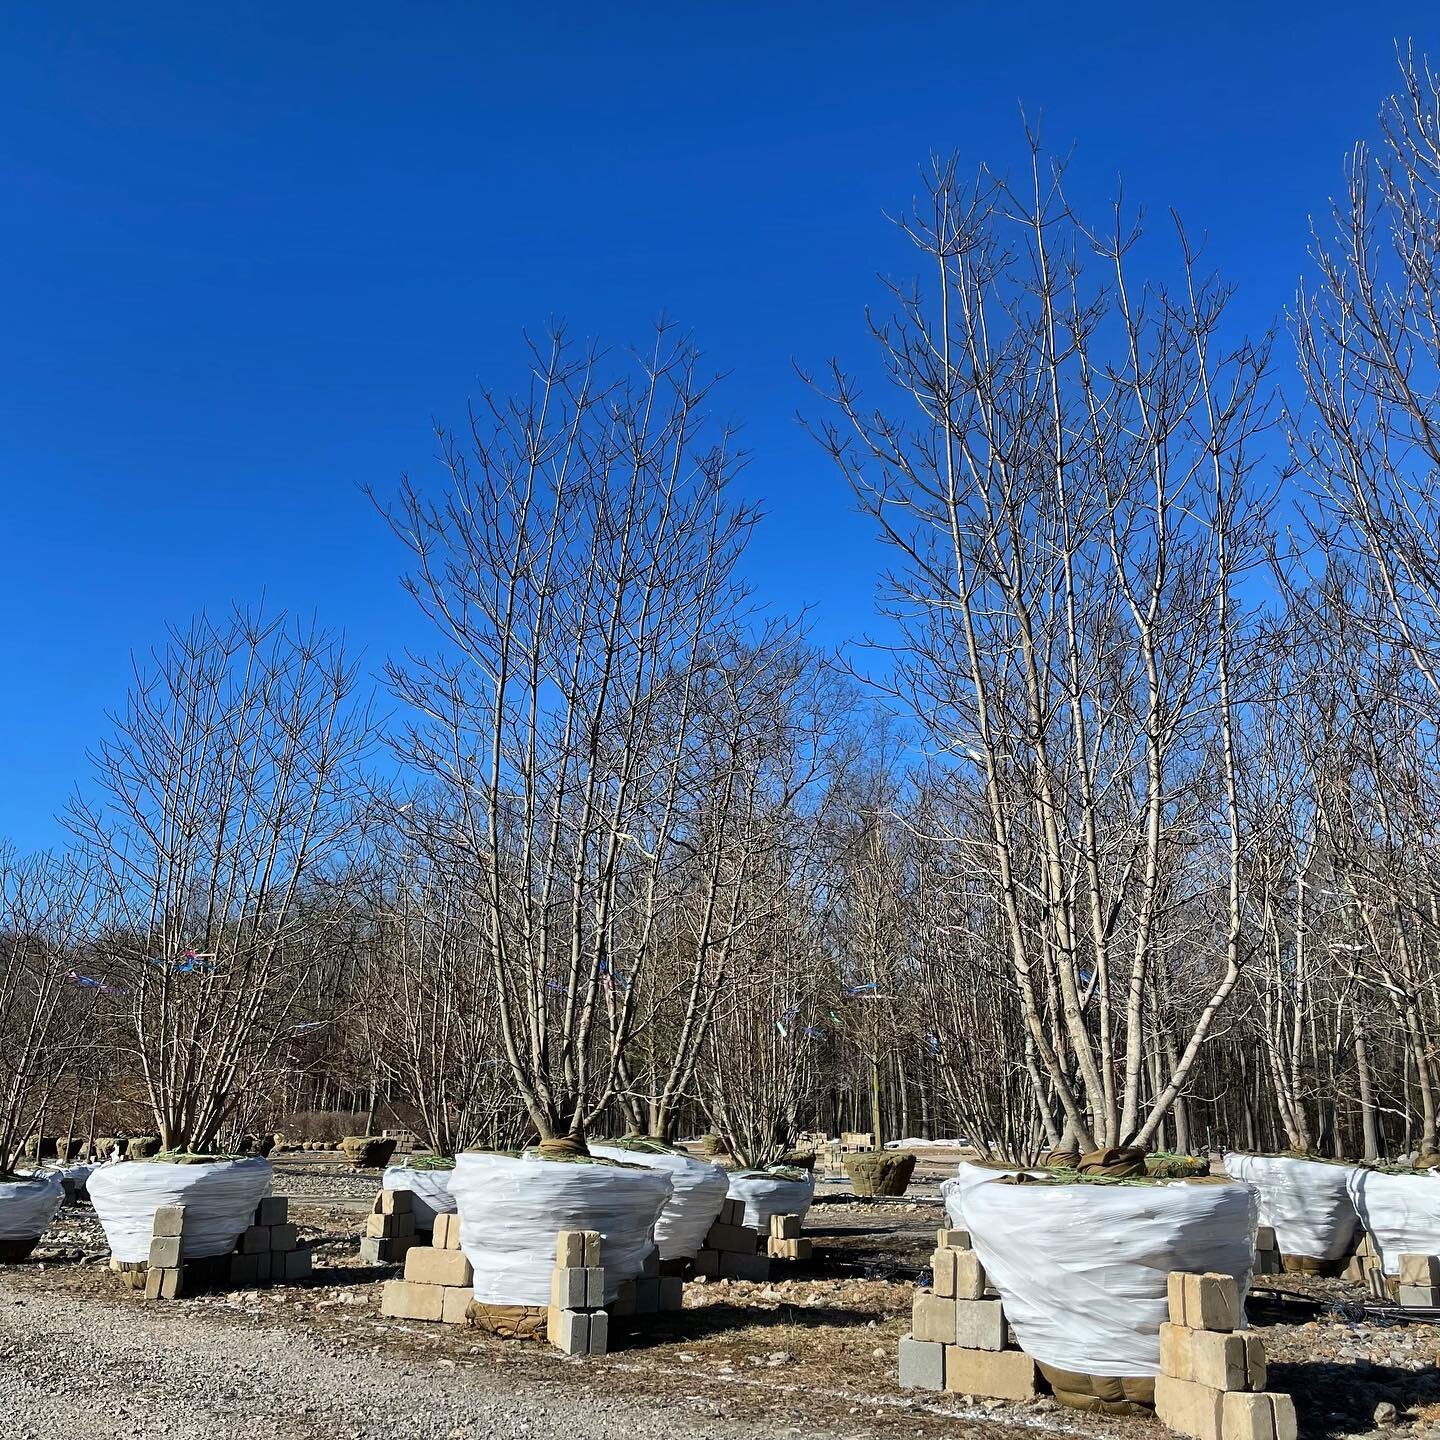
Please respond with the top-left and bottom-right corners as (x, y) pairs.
(432, 1213), (462, 1250)
(1170, 1272), (1241, 1331)
(1221, 1390), (1297, 1440)
(375, 1188), (412, 1216)
(1254, 1226), (1276, 1252)
(1398, 1285), (1440, 1307)
(380, 1277), (444, 1322)
(548, 1305), (590, 1354)
(1156, 1373), (1224, 1440)
(583, 1230), (601, 1266)
(1163, 1325), (1263, 1390)
(932, 1249), (957, 1298)
(943, 1346), (1039, 1400)
(365, 1213), (392, 1238)
(152, 1205), (186, 1238)
(148, 1236), (182, 1269)
(556, 1230), (586, 1267)
(937, 1227), (971, 1250)
(1399, 1254), (1440, 1287)
(912, 1290), (956, 1344)
(953, 1297), (1007, 1350)
(552, 1266), (587, 1309)
(404, 1247), (473, 1287)
(770, 1214), (801, 1239)
(441, 1285), (472, 1324)
(954, 1251), (987, 1301)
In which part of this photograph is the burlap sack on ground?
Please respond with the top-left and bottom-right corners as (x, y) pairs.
(1038, 1363), (1154, 1415)
(465, 1301), (549, 1340)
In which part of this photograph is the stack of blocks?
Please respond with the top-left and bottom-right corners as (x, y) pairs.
(361, 1188), (417, 1265)
(1395, 1253), (1440, 1308)
(548, 1229), (609, 1355)
(379, 1212), (473, 1324)
(140, 1195), (309, 1300)
(898, 1226), (1039, 1401)
(142, 1205), (188, 1299)
(694, 1199), (769, 1282)
(611, 1246), (684, 1317)
(767, 1213), (811, 1261)
(1253, 1227), (1281, 1277)
(1156, 1271), (1295, 1440)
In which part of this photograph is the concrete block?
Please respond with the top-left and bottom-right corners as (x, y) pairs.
(1398, 1285), (1440, 1308)
(953, 1297), (1007, 1351)
(433, 1213), (462, 1250)
(1254, 1227), (1276, 1252)
(1161, 1323), (1265, 1390)
(937, 1227), (972, 1250)
(381, 1277), (444, 1321)
(611, 1279), (636, 1316)
(240, 1226), (269, 1255)
(556, 1230), (587, 1267)
(359, 1235), (413, 1265)
(152, 1205), (186, 1238)
(768, 1237), (811, 1260)
(659, 1275), (683, 1311)
(441, 1285), (472, 1324)
(375, 1188), (413, 1216)
(932, 1249), (956, 1298)
(694, 1249), (719, 1278)
(548, 1306), (590, 1355)
(1399, 1254), (1440, 1287)
(943, 1346), (1039, 1400)
(706, 1222), (756, 1254)
(1256, 1249), (1282, 1276)
(145, 1266), (182, 1300)
(269, 1223), (297, 1253)
(913, 1290), (955, 1344)
(1221, 1391), (1297, 1440)
(898, 1335), (946, 1390)
(230, 1252), (259, 1286)
(584, 1265), (605, 1308)
(1156, 1373), (1224, 1440)
(634, 1276), (661, 1313)
(718, 1251), (769, 1282)
(954, 1251), (987, 1301)
(552, 1266), (588, 1309)
(255, 1196), (287, 1226)
(720, 1198), (744, 1226)
(404, 1247), (473, 1288)
(148, 1236), (182, 1269)
(588, 1309), (609, 1355)
(284, 1247), (312, 1281)
(770, 1214), (801, 1239)
(1169, 1271), (1241, 1331)
(255, 1251), (272, 1283)
(583, 1231), (601, 1266)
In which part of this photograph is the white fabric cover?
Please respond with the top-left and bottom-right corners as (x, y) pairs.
(1224, 1153), (1359, 1261)
(940, 1160), (1043, 1229)
(726, 1169), (814, 1231)
(589, 1144), (729, 1259)
(450, 1153), (671, 1306)
(0, 1173), (64, 1240)
(966, 1178), (1256, 1378)
(381, 1165), (456, 1230)
(1348, 1169), (1440, 1275)
(88, 1158), (273, 1262)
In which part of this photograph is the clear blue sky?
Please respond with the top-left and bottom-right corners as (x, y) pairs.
(2, 3), (1434, 850)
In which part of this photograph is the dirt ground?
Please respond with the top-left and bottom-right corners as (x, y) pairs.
(6, 1147), (1439, 1440)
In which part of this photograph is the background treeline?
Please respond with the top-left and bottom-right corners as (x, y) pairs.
(5, 60), (1440, 1171)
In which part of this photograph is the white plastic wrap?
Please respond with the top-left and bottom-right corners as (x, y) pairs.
(381, 1165), (456, 1230)
(1348, 1169), (1440, 1274)
(589, 1143), (729, 1259)
(726, 1168), (815, 1231)
(940, 1160), (1043, 1229)
(0, 1173), (64, 1240)
(46, 1163), (96, 1201)
(966, 1178), (1257, 1377)
(88, 1157), (273, 1262)
(450, 1153), (671, 1306)
(1223, 1153), (1359, 1261)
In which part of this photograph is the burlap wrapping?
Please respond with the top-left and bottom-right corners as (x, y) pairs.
(1280, 1253), (1343, 1277)
(1042, 1149), (1081, 1169)
(1038, 1363), (1154, 1415)
(465, 1301), (549, 1340)
(1077, 1147), (1148, 1178)
(536, 1136), (589, 1159)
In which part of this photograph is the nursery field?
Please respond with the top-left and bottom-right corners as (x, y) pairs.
(4, 1149), (1439, 1440)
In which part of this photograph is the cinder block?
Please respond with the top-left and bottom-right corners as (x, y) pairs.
(954, 1251), (987, 1301)
(1221, 1390), (1297, 1440)
(583, 1231), (601, 1266)
(953, 1297), (1007, 1351)
(1168, 1272), (1241, 1332)
(693, 1249), (719, 1278)
(1156, 1373), (1224, 1440)
(718, 1251), (769, 1282)
(284, 1248), (312, 1281)
(587, 1309), (609, 1355)
(898, 1335), (946, 1390)
(943, 1346), (1038, 1400)
(230, 1252), (259, 1285)
(932, 1249), (957, 1298)
(584, 1265), (605, 1308)
(404, 1247), (473, 1288)
(1161, 1323), (1265, 1390)
(1398, 1285), (1440, 1308)
(720, 1198), (744, 1226)
(937, 1227), (971, 1250)
(255, 1196), (287, 1226)
(611, 1279), (636, 1316)
(148, 1236), (182, 1269)
(549, 1305), (590, 1354)
(706, 1222), (756, 1254)
(659, 1275), (683, 1311)
(380, 1277), (444, 1322)
(556, 1230), (587, 1267)
(551, 1266), (588, 1309)
(433, 1213), (462, 1250)
(241, 1226), (269, 1255)
(144, 1266), (182, 1300)
(770, 1215), (801, 1240)
(1399, 1254), (1440, 1287)
(634, 1276), (661, 1313)
(441, 1285), (472, 1324)
(269, 1223), (297, 1253)
(913, 1290), (956, 1344)
(152, 1205), (186, 1238)
(375, 1189), (413, 1216)
(1255, 1249), (1282, 1276)
(359, 1235), (413, 1265)
(1254, 1227), (1276, 1252)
